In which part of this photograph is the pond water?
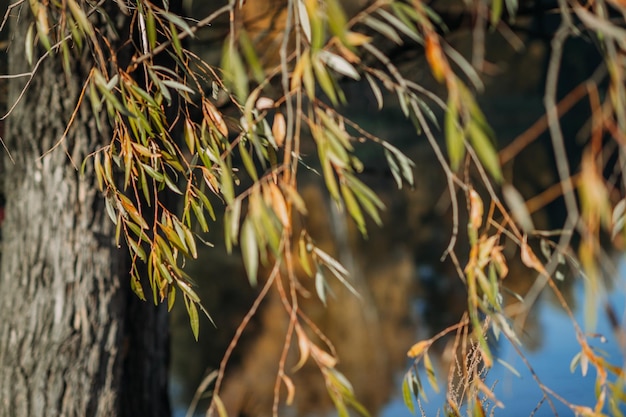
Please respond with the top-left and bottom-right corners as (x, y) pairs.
(383, 263), (626, 417)
(171, 251), (626, 417)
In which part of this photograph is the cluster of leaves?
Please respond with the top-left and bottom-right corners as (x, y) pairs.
(403, 0), (626, 411)
(21, 1), (450, 412)
(18, 0), (626, 415)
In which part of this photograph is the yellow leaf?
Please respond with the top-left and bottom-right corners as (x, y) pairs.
(423, 351), (439, 393)
(212, 394), (229, 417)
(268, 183), (289, 228)
(282, 374), (296, 405)
(345, 31), (372, 46)
(407, 340), (431, 358)
(293, 325), (311, 371)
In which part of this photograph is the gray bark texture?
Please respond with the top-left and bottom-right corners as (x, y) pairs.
(0, 3), (170, 417)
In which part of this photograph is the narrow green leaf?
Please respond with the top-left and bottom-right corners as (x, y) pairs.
(241, 218), (259, 287)
(169, 23), (184, 62)
(299, 237), (313, 277)
(365, 73), (383, 110)
(341, 183), (367, 236)
(363, 16), (402, 44)
(146, 8), (157, 50)
(467, 121), (503, 182)
(491, 0), (503, 26)
(162, 11), (194, 37)
(423, 351), (439, 393)
(187, 298), (200, 341)
(191, 200), (209, 232)
(326, 0), (348, 41)
(220, 167), (235, 204)
(313, 55), (338, 105)
(141, 163), (165, 182)
(181, 222), (197, 258)
(164, 174), (184, 195)
(239, 141), (258, 181)
(161, 223), (188, 255)
(315, 268), (327, 305)
(128, 237), (147, 262)
(377, 8), (421, 43)
(402, 375), (416, 414)
(167, 285), (176, 312)
(445, 100), (465, 170)
(161, 79), (196, 95)
(302, 52), (316, 99)
(131, 271), (146, 301)
(238, 29), (265, 83)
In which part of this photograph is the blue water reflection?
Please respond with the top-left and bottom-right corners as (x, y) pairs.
(383, 264), (626, 417)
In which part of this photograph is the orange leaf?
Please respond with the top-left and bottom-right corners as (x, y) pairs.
(407, 340), (431, 358)
(425, 33), (448, 83)
(469, 189), (484, 231)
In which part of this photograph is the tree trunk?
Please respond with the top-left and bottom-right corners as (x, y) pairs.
(0, 4), (170, 417)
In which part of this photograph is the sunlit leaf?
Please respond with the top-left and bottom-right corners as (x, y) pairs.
(407, 340), (431, 358)
(502, 184), (534, 233)
(469, 189), (484, 231)
(326, 0), (348, 42)
(467, 121), (503, 182)
(423, 351), (439, 393)
(425, 33), (448, 83)
(238, 29), (265, 83)
(315, 268), (327, 305)
(131, 271), (146, 301)
(319, 50), (360, 80)
(238, 141), (258, 182)
(241, 218), (259, 287)
(212, 394), (229, 417)
(363, 16), (402, 44)
(297, 0), (312, 42)
(161, 10), (194, 37)
(402, 375), (416, 414)
(167, 285), (176, 312)
(313, 55), (338, 105)
(365, 73), (383, 110)
(341, 183), (366, 236)
(282, 374), (296, 406)
(377, 8), (421, 43)
(490, 0), (503, 26)
(294, 325), (311, 371)
(272, 112), (286, 147)
(186, 297), (200, 341)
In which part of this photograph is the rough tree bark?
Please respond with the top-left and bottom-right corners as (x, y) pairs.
(0, 4), (170, 417)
